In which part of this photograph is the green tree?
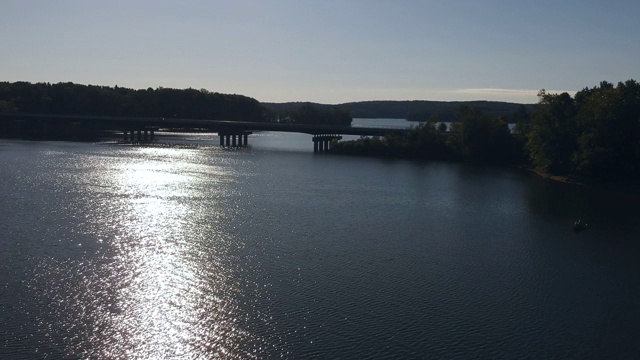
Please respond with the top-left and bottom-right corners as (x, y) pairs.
(572, 80), (640, 178)
(526, 91), (578, 173)
(448, 106), (518, 164)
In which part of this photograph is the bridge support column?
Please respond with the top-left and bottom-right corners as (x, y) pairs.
(313, 134), (342, 153)
(143, 130), (148, 141)
(123, 130), (128, 141)
(219, 131), (251, 148)
(150, 130), (155, 140)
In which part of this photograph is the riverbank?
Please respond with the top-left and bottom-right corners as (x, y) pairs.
(523, 166), (640, 195)
(524, 167), (584, 185)
(331, 140), (640, 194)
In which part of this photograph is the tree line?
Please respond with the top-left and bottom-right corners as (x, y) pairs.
(332, 80), (640, 183)
(331, 105), (522, 164)
(0, 82), (267, 121)
(0, 82), (351, 126)
(263, 100), (537, 122)
(268, 103), (352, 126)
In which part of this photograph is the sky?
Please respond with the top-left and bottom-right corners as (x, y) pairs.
(1, 0), (639, 104)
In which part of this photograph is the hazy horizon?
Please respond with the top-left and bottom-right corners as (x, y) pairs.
(1, 1), (636, 104)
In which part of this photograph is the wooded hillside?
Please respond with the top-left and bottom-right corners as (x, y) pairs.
(263, 100), (538, 122)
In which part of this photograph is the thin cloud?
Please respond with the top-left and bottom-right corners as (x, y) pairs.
(450, 88), (578, 103)
(456, 88), (577, 96)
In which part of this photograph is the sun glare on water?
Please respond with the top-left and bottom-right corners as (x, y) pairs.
(39, 146), (262, 359)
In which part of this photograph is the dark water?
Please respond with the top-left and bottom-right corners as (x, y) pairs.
(1, 121), (639, 359)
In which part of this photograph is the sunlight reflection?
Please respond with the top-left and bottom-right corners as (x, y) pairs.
(76, 146), (257, 358)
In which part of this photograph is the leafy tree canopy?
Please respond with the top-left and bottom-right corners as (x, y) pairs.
(0, 81), (268, 122)
(526, 80), (640, 180)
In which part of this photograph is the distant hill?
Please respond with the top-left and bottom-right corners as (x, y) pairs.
(262, 100), (538, 122)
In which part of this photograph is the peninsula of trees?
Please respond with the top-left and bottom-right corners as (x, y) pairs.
(331, 80), (640, 184)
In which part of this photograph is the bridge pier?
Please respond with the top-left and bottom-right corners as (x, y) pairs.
(123, 128), (155, 143)
(219, 131), (252, 147)
(312, 134), (342, 153)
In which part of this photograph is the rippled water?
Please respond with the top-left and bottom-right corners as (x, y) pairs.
(1, 122), (639, 358)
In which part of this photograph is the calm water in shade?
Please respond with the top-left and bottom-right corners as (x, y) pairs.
(1, 119), (639, 359)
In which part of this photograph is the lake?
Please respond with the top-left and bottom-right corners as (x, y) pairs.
(1, 119), (639, 358)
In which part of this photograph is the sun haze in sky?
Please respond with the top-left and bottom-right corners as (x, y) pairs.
(1, 0), (638, 104)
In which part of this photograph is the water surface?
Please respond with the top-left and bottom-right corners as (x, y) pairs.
(1, 120), (639, 358)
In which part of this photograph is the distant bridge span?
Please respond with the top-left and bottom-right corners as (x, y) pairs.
(0, 113), (411, 152)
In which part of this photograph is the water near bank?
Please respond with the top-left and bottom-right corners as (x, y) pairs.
(1, 119), (639, 358)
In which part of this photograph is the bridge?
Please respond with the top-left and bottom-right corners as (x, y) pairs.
(0, 113), (411, 152)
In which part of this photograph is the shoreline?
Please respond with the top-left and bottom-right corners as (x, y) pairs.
(522, 167), (584, 185)
(331, 147), (640, 193)
(523, 166), (640, 194)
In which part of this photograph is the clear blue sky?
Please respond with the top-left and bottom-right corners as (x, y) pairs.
(1, 0), (638, 104)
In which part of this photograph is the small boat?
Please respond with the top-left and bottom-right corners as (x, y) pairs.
(573, 220), (588, 231)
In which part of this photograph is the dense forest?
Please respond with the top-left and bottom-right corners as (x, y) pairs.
(268, 103), (352, 126)
(0, 82), (267, 121)
(263, 100), (538, 122)
(526, 80), (640, 181)
(0, 82), (351, 126)
(1, 82), (534, 127)
(332, 80), (640, 183)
